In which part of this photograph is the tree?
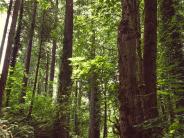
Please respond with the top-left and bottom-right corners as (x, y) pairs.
(143, 0), (158, 120)
(53, 0), (73, 137)
(20, 0), (37, 104)
(49, 0), (58, 95)
(27, 11), (45, 117)
(6, 0), (24, 107)
(88, 29), (100, 138)
(0, 0), (22, 112)
(118, 0), (143, 137)
(0, 0), (13, 65)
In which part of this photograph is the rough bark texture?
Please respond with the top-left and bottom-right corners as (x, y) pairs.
(0, 0), (13, 64)
(49, 0), (58, 96)
(143, 0), (158, 120)
(45, 50), (49, 94)
(6, 0), (24, 107)
(20, 0), (37, 104)
(103, 84), (107, 138)
(88, 24), (101, 138)
(53, 0), (73, 137)
(0, 0), (22, 112)
(74, 80), (82, 136)
(49, 40), (56, 96)
(89, 73), (100, 138)
(118, 0), (143, 137)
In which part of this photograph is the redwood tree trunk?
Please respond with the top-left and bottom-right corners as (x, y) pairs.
(45, 50), (49, 94)
(118, 0), (143, 137)
(6, 0), (24, 107)
(53, 0), (73, 137)
(49, 40), (56, 95)
(0, 0), (13, 64)
(49, 0), (58, 96)
(20, 0), (37, 104)
(103, 84), (107, 138)
(143, 0), (158, 120)
(88, 24), (101, 138)
(0, 0), (22, 112)
(89, 73), (100, 138)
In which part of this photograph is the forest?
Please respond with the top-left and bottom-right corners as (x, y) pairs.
(0, 0), (183, 137)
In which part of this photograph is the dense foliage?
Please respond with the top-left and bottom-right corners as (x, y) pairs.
(0, 0), (183, 138)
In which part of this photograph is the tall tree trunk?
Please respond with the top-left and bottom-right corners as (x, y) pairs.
(27, 31), (43, 118)
(103, 84), (107, 138)
(136, 0), (144, 84)
(27, 11), (45, 118)
(53, 0), (73, 137)
(143, 0), (158, 120)
(49, 0), (58, 96)
(74, 80), (82, 136)
(45, 50), (49, 94)
(73, 81), (79, 135)
(118, 0), (143, 137)
(6, 0), (24, 107)
(88, 24), (100, 138)
(49, 40), (56, 96)
(0, 0), (13, 65)
(20, 0), (37, 104)
(0, 0), (22, 112)
(89, 73), (100, 138)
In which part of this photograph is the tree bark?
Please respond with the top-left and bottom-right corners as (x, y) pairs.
(118, 0), (144, 137)
(0, 0), (22, 112)
(49, 40), (56, 96)
(103, 84), (108, 138)
(143, 0), (158, 120)
(0, 0), (13, 65)
(53, 0), (73, 137)
(49, 0), (58, 96)
(45, 50), (49, 94)
(88, 23), (101, 138)
(20, 0), (37, 104)
(89, 73), (100, 138)
(6, 0), (24, 107)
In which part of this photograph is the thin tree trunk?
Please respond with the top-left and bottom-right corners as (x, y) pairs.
(20, 0), (37, 104)
(49, 40), (56, 96)
(0, 0), (22, 112)
(49, 0), (58, 96)
(0, 0), (13, 65)
(88, 26), (100, 138)
(73, 81), (80, 135)
(27, 32), (43, 118)
(53, 0), (73, 137)
(27, 11), (45, 117)
(6, 0), (24, 107)
(89, 73), (100, 138)
(45, 50), (49, 94)
(136, 0), (144, 84)
(103, 84), (107, 138)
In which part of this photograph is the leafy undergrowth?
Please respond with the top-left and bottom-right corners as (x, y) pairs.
(0, 95), (56, 138)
